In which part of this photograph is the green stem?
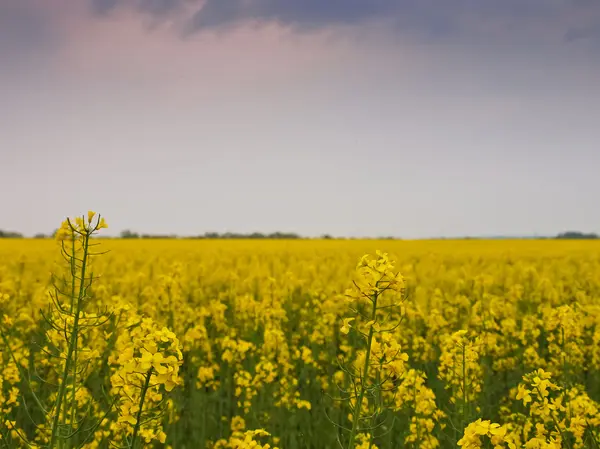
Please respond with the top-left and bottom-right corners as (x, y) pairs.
(347, 292), (378, 449)
(534, 386), (572, 449)
(367, 368), (382, 449)
(462, 344), (468, 433)
(561, 327), (568, 385)
(68, 238), (78, 448)
(585, 421), (600, 449)
(49, 230), (91, 448)
(414, 380), (420, 449)
(0, 418), (9, 449)
(130, 369), (153, 449)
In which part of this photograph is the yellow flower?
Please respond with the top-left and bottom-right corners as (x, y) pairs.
(516, 384), (532, 405)
(97, 217), (108, 230)
(55, 219), (72, 241)
(473, 419), (491, 435)
(139, 349), (168, 374)
(340, 317), (355, 334)
(364, 320), (381, 332)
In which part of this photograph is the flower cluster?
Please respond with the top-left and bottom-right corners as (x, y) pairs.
(458, 419), (508, 449)
(511, 369), (600, 448)
(345, 250), (405, 302)
(55, 211), (108, 242)
(439, 330), (483, 406)
(211, 418), (280, 449)
(110, 316), (183, 445)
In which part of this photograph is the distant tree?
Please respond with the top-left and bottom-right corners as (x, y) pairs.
(34, 233), (47, 239)
(190, 231), (302, 239)
(140, 234), (178, 239)
(0, 230), (24, 238)
(556, 231), (598, 239)
(268, 232), (300, 239)
(321, 234), (333, 240)
(120, 230), (140, 239)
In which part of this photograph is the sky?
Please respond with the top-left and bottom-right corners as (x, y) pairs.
(1, 0), (600, 238)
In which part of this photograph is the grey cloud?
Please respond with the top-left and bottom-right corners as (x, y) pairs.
(83, 0), (600, 43)
(138, 0), (182, 15)
(0, 2), (58, 70)
(186, 0), (574, 31)
(91, 0), (120, 15)
(0, 3), (50, 46)
(226, 0), (392, 27)
(565, 24), (600, 41)
(186, 0), (420, 31)
(90, 0), (182, 16)
(187, 0), (245, 30)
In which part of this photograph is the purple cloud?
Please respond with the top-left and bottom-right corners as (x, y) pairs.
(91, 0), (181, 16)
(83, 0), (600, 44)
(0, 1), (59, 70)
(91, 0), (119, 15)
(565, 23), (600, 41)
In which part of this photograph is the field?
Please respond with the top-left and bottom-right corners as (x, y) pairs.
(1, 215), (600, 448)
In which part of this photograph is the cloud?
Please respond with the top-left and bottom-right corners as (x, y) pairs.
(565, 23), (600, 41)
(90, 0), (184, 16)
(183, 0), (578, 33)
(80, 0), (600, 44)
(188, 0), (396, 30)
(139, 0), (182, 15)
(0, 1), (59, 71)
(0, 2), (50, 45)
(3, 0), (600, 66)
(91, 0), (120, 15)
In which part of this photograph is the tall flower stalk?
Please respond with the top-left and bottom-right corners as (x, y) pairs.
(47, 212), (108, 448)
(336, 251), (408, 449)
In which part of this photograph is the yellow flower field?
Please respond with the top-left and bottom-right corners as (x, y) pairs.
(1, 214), (600, 448)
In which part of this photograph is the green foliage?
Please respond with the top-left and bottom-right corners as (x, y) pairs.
(189, 231), (302, 239)
(0, 229), (24, 238)
(120, 229), (140, 239)
(556, 231), (598, 239)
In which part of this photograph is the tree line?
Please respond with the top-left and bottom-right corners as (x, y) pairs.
(0, 229), (598, 240)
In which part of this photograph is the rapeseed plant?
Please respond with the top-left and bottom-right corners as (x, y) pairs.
(335, 251), (408, 449)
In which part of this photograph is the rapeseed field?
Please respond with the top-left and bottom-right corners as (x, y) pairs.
(1, 213), (600, 448)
